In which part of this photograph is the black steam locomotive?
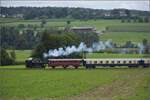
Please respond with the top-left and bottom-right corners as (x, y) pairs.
(25, 58), (45, 68)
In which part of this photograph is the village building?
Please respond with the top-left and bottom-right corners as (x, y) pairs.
(119, 12), (127, 16)
(0, 14), (6, 18)
(104, 12), (111, 16)
(72, 27), (96, 33)
(12, 14), (24, 19)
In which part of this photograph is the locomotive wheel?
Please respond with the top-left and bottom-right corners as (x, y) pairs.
(86, 66), (89, 69)
(92, 66), (96, 69)
(74, 66), (78, 69)
(64, 66), (67, 69)
(128, 66), (132, 68)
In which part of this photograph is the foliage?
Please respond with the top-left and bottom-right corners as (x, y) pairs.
(10, 50), (16, 63)
(0, 26), (38, 49)
(1, 7), (149, 20)
(32, 31), (82, 59)
(7, 50), (31, 62)
(0, 48), (14, 66)
(144, 17), (149, 23)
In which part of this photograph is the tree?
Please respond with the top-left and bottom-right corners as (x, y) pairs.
(0, 48), (13, 66)
(138, 17), (143, 23)
(18, 24), (25, 28)
(66, 20), (71, 25)
(125, 41), (134, 48)
(121, 18), (125, 23)
(127, 18), (131, 23)
(41, 19), (46, 25)
(125, 9), (130, 17)
(133, 17), (137, 22)
(32, 43), (46, 59)
(143, 39), (148, 46)
(144, 17), (149, 23)
(41, 19), (46, 28)
(10, 50), (16, 63)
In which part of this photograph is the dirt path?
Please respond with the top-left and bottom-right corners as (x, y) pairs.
(67, 69), (146, 100)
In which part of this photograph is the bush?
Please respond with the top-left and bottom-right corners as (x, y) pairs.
(0, 48), (14, 66)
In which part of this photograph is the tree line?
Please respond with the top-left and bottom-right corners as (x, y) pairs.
(0, 48), (16, 66)
(0, 26), (40, 49)
(121, 16), (149, 23)
(1, 7), (150, 20)
(32, 30), (99, 59)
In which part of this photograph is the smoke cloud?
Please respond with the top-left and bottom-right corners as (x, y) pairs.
(138, 43), (144, 54)
(43, 40), (113, 58)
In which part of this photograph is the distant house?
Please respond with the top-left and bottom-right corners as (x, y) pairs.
(104, 12), (111, 16)
(13, 14), (24, 19)
(0, 14), (6, 18)
(119, 12), (127, 16)
(72, 27), (95, 33)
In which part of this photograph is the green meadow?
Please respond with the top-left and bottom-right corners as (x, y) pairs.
(0, 65), (150, 100)
(7, 50), (31, 62)
(2, 19), (150, 44)
(2, 19), (150, 30)
(1, 19), (150, 100)
(100, 32), (150, 44)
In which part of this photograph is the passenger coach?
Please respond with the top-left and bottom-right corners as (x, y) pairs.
(83, 59), (150, 68)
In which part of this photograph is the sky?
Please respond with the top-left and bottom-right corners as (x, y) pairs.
(1, 0), (149, 11)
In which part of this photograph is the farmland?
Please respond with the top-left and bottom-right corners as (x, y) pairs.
(100, 32), (150, 43)
(0, 65), (150, 100)
(7, 50), (31, 62)
(1, 19), (150, 44)
(2, 19), (150, 30)
(1, 19), (150, 100)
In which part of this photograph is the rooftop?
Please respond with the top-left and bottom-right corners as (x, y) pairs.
(72, 27), (94, 30)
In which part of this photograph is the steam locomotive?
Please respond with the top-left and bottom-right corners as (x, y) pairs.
(25, 58), (150, 69)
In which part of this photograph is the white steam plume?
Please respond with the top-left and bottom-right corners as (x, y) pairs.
(138, 43), (144, 55)
(43, 40), (113, 58)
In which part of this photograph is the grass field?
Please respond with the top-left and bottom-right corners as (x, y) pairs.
(7, 50), (31, 62)
(100, 32), (150, 43)
(1, 19), (150, 30)
(86, 53), (150, 59)
(1, 19), (150, 44)
(0, 65), (150, 100)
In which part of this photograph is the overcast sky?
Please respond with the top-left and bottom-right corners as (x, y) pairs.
(1, 0), (149, 11)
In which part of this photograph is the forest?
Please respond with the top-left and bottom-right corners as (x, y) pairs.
(1, 7), (150, 20)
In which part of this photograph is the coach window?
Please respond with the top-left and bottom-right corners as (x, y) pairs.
(112, 61), (114, 64)
(88, 61), (92, 64)
(133, 61), (136, 63)
(106, 61), (109, 64)
(94, 61), (97, 64)
(123, 61), (126, 64)
(100, 61), (103, 64)
(117, 61), (120, 64)
(129, 61), (132, 63)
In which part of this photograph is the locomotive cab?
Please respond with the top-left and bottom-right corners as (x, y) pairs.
(25, 58), (45, 68)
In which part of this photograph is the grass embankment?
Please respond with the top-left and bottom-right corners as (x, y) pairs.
(101, 25), (150, 44)
(7, 50), (31, 62)
(0, 65), (150, 100)
(6, 50), (149, 63)
(1, 19), (150, 30)
(100, 32), (150, 44)
(86, 53), (150, 59)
